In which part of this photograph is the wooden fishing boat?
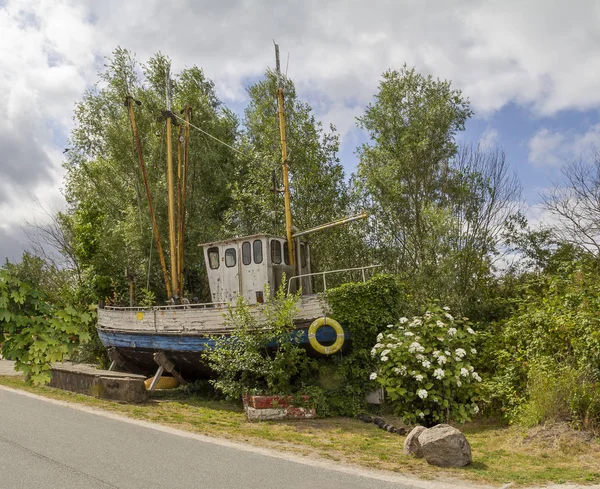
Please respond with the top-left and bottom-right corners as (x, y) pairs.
(96, 45), (374, 381)
(97, 232), (377, 377)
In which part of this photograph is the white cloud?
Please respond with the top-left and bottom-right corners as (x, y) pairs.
(3, 0), (600, 259)
(479, 128), (498, 151)
(528, 129), (566, 167)
(528, 124), (600, 167)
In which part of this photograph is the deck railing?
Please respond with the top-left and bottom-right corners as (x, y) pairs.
(287, 264), (382, 294)
(104, 301), (227, 311)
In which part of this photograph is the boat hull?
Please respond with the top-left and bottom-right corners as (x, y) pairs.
(96, 295), (342, 378)
(97, 326), (341, 377)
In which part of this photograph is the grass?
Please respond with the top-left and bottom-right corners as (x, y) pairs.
(1, 375), (599, 487)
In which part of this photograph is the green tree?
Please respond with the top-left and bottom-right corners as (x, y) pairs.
(354, 66), (519, 311)
(64, 48), (240, 303)
(225, 70), (368, 274)
(0, 268), (93, 385)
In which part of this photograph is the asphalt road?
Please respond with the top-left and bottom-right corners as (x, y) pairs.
(0, 387), (423, 489)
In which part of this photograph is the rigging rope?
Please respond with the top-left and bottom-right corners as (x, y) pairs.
(171, 112), (255, 161)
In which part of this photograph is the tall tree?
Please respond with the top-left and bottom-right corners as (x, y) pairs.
(354, 66), (519, 309)
(63, 48), (239, 303)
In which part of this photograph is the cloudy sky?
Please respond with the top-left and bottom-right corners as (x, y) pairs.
(1, 0), (599, 263)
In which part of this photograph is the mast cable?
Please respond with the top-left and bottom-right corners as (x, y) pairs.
(171, 112), (255, 160)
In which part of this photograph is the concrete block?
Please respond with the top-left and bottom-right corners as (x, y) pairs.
(50, 362), (148, 402)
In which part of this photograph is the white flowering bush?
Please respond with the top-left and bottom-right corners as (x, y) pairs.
(370, 304), (481, 425)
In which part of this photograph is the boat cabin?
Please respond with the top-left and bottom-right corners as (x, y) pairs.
(201, 234), (312, 305)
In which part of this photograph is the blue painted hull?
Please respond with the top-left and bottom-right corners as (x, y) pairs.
(98, 326), (343, 377)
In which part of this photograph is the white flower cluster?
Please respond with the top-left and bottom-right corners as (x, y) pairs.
(433, 368), (445, 379)
(399, 317), (409, 324)
(448, 327), (457, 336)
(417, 389), (428, 399)
(455, 348), (466, 359)
(408, 342), (425, 353)
(410, 317), (423, 327)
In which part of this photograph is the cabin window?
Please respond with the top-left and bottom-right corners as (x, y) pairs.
(207, 247), (220, 269)
(253, 239), (263, 264)
(225, 248), (236, 268)
(271, 239), (282, 265)
(283, 242), (290, 265)
(242, 241), (251, 265)
(301, 243), (307, 268)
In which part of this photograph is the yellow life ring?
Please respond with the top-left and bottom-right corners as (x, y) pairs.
(308, 317), (345, 355)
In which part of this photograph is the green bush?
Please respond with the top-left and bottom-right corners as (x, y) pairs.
(319, 274), (408, 415)
(0, 270), (94, 385)
(325, 274), (407, 350)
(519, 363), (600, 430)
(205, 285), (317, 400)
(372, 304), (481, 426)
(483, 259), (600, 426)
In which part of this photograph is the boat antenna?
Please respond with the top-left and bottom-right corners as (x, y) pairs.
(124, 96), (172, 298)
(164, 63), (179, 300)
(274, 41), (296, 270)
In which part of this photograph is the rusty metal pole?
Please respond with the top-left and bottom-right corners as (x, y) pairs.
(125, 97), (172, 298)
(274, 43), (296, 270)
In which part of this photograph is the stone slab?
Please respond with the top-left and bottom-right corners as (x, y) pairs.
(50, 362), (148, 402)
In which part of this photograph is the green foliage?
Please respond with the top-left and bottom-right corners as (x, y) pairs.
(305, 275), (408, 416)
(138, 288), (156, 307)
(65, 48), (240, 303)
(0, 270), (94, 385)
(205, 285), (316, 399)
(354, 66), (519, 313)
(518, 363), (600, 430)
(482, 258), (600, 426)
(372, 304), (480, 426)
(325, 274), (407, 350)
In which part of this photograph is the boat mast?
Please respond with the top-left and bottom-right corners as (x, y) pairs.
(125, 96), (172, 299)
(165, 65), (179, 300)
(274, 43), (296, 270)
(178, 106), (191, 296)
(176, 121), (183, 297)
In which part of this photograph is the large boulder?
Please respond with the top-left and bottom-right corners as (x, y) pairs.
(403, 425), (427, 458)
(419, 424), (472, 467)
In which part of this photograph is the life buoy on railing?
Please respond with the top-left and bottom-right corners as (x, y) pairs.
(308, 317), (345, 355)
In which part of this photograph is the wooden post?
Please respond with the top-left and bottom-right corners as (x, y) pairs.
(274, 43), (296, 270)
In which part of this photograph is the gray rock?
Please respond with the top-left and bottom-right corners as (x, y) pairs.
(403, 425), (427, 458)
(419, 424), (472, 467)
